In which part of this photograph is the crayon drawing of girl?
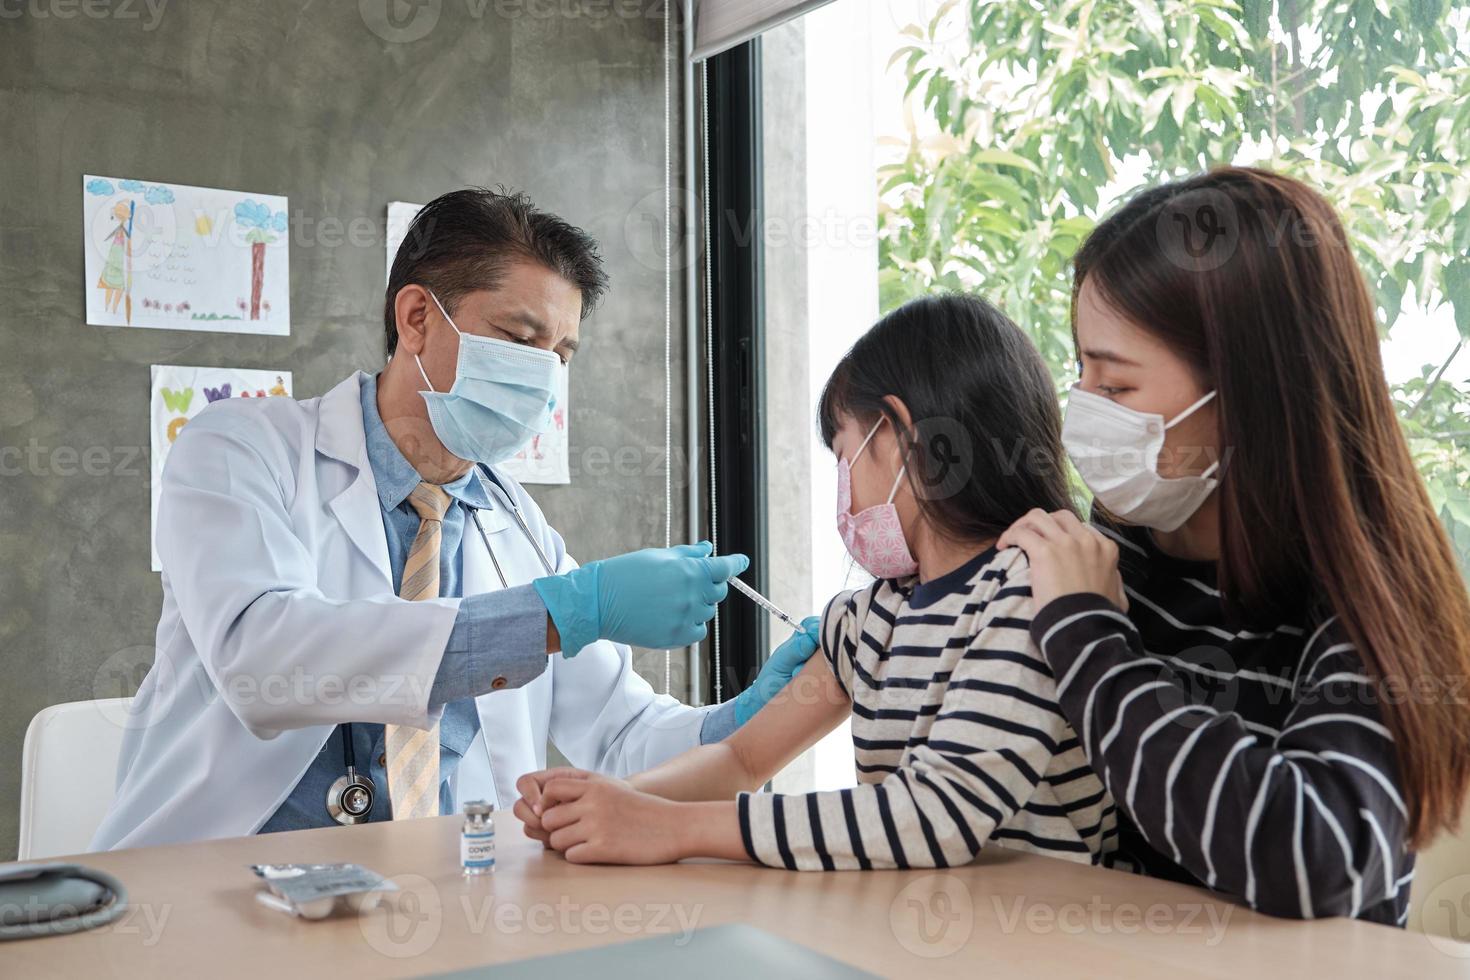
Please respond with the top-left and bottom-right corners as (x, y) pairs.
(97, 200), (133, 317)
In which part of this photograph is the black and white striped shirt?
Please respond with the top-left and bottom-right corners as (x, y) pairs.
(1031, 519), (1413, 924)
(737, 546), (1116, 870)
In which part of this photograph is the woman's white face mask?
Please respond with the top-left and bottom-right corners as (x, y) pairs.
(1062, 386), (1219, 532)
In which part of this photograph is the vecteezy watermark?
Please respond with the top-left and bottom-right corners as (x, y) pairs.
(93, 640), (446, 719)
(89, 641), (703, 737)
(103, 901), (173, 947)
(358, 874), (703, 958)
(358, 0), (667, 43)
(288, 209), (405, 251)
(1422, 873), (1470, 959)
(2, 895), (173, 947)
(1155, 187), (1241, 272)
(0, 0), (169, 30)
(991, 894), (1234, 947)
(457, 894), (702, 944)
(1293, 670), (1470, 710)
(888, 0), (969, 48)
(91, 644), (176, 731)
(1064, 439), (1235, 485)
(358, 0), (442, 42)
(889, 873), (975, 959)
(622, 187), (883, 273)
(623, 186), (700, 273)
(359, 874), (444, 959)
(0, 440), (146, 478)
(381, 411), (695, 485)
(909, 417), (975, 503)
(1153, 189), (1388, 274)
(888, 876), (1234, 958)
(1146, 643), (1245, 721)
(222, 668), (435, 713)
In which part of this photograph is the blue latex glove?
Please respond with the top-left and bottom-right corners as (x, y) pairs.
(533, 541), (749, 658)
(733, 615), (823, 726)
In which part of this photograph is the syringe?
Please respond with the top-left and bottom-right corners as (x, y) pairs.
(727, 576), (800, 629)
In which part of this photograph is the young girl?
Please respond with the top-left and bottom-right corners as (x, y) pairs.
(997, 167), (1470, 923)
(514, 294), (1116, 870)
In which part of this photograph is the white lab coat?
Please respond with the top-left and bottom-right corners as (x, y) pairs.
(90, 372), (707, 851)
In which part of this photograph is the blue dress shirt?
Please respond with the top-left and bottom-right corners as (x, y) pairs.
(260, 373), (736, 832)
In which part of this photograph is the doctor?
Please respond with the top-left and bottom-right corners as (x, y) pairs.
(92, 189), (818, 850)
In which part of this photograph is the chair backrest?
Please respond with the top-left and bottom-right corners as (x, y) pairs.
(18, 698), (132, 860)
(1409, 808), (1470, 941)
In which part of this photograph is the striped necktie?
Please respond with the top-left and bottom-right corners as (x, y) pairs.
(384, 482), (452, 820)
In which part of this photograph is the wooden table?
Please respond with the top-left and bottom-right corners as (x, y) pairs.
(3, 812), (1466, 978)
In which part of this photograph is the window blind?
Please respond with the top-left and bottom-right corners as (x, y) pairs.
(691, 0), (838, 61)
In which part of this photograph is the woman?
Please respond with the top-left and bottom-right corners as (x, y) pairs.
(997, 166), (1470, 924)
(515, 294), (1116, 870)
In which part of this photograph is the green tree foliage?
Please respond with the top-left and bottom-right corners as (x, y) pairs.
(879, 0), (1470, 567)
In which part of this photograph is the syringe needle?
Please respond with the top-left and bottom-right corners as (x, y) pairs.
(727, 576), (800, 629)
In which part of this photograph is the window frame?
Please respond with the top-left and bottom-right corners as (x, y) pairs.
(705, 37), (770, 701)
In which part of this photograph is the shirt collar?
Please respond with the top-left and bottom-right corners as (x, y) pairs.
(358, 373), (495, 512)
(907, 545), (999, 610)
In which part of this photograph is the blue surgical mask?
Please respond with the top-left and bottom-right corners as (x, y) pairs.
(412, 291), (562, 464)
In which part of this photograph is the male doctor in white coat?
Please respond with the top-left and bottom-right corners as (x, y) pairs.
(92, 189), (820, 849)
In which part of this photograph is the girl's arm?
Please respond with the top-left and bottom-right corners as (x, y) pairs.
(530, 654), (850, 864)
(515, 625), (849, 845)
(515, 616), (845, 837)
(629, 652), (852, 801)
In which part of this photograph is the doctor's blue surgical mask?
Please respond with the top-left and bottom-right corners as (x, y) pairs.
(412, 291), (562, 465)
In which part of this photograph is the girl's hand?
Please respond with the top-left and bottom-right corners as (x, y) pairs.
(996, 509), (1129, 612)
(514, 767), (619, 846)
(536, 772), (685, 865)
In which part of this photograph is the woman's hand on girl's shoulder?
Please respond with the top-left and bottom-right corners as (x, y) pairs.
(996, 509), (1129, 613)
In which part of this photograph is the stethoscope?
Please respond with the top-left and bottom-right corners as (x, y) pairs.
(327, 465), (557, 825)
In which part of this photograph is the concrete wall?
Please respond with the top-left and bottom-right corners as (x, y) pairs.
(0, 0), (688, 859)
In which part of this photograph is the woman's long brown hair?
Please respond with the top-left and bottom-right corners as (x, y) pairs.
(1072, 166), (1470, 847)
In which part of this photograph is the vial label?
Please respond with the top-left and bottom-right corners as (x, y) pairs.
(462, 831), (496, 871)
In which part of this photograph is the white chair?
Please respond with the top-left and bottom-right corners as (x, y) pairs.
(1409, 803), (1470, 940)
(17, 698), (132, 860)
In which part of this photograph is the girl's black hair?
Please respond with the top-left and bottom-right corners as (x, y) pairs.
(817, 293), (1075, 543)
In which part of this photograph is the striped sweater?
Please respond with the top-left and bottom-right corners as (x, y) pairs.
(1032, 519), (1414, 924)
(737, 546), (1117, 870)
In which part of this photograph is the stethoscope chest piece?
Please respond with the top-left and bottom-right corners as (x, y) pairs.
(327, 722), (375, 825)
(327, 766), (374, 825)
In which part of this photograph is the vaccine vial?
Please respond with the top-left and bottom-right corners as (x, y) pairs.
(461, 800), (495, 875)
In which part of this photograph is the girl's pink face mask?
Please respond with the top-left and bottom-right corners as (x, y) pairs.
(836, 418), (919, 579)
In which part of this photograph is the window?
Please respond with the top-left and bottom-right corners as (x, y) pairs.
(871, 0), (1470, 568)
(755, 3), (902, 792)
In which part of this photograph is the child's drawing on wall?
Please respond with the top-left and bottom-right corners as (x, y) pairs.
(150, 365), (293, 571)
(84, 175), (290, 336)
